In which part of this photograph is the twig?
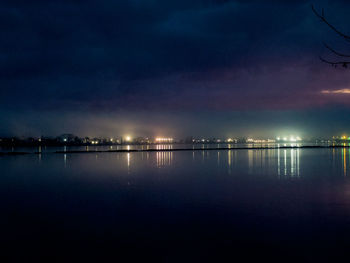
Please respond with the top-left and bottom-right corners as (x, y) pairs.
(312, 5), (350, 42)
(323, 42), (350, 57)
(319, 56), (350, 68)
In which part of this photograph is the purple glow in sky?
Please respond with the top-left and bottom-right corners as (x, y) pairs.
(1, 0), (350, 137)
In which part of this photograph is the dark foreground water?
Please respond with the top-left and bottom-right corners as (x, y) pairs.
(2, 147), (350, 262)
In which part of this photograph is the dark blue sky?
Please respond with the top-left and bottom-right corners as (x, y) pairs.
(1, 0), (350, 138)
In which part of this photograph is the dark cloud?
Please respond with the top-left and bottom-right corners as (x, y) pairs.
(1, 0), (350, 135)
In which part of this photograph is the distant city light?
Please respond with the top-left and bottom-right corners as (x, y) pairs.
(276, 136), (302, 142)
(155, 137), (173, 143)
(247, 138), (276, 143)
(125, 136), (131, 142)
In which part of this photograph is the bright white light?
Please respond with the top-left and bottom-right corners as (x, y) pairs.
(125, 136), (131, 141)
(278, 136), (301, 142)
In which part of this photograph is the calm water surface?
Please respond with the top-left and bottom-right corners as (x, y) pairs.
(2, 147), (350, 261)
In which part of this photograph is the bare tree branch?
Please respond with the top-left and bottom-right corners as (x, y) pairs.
(319, 56), (350, 68)
(323, 42), (350, 57)
(312, 5), (350, 42)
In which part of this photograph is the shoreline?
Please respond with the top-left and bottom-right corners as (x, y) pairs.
(1, 145), (350, 156)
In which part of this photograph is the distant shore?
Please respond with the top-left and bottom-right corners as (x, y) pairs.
(1, 144), (349, 156)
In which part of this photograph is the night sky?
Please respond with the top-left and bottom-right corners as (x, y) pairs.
(2, 0), (350, 138)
